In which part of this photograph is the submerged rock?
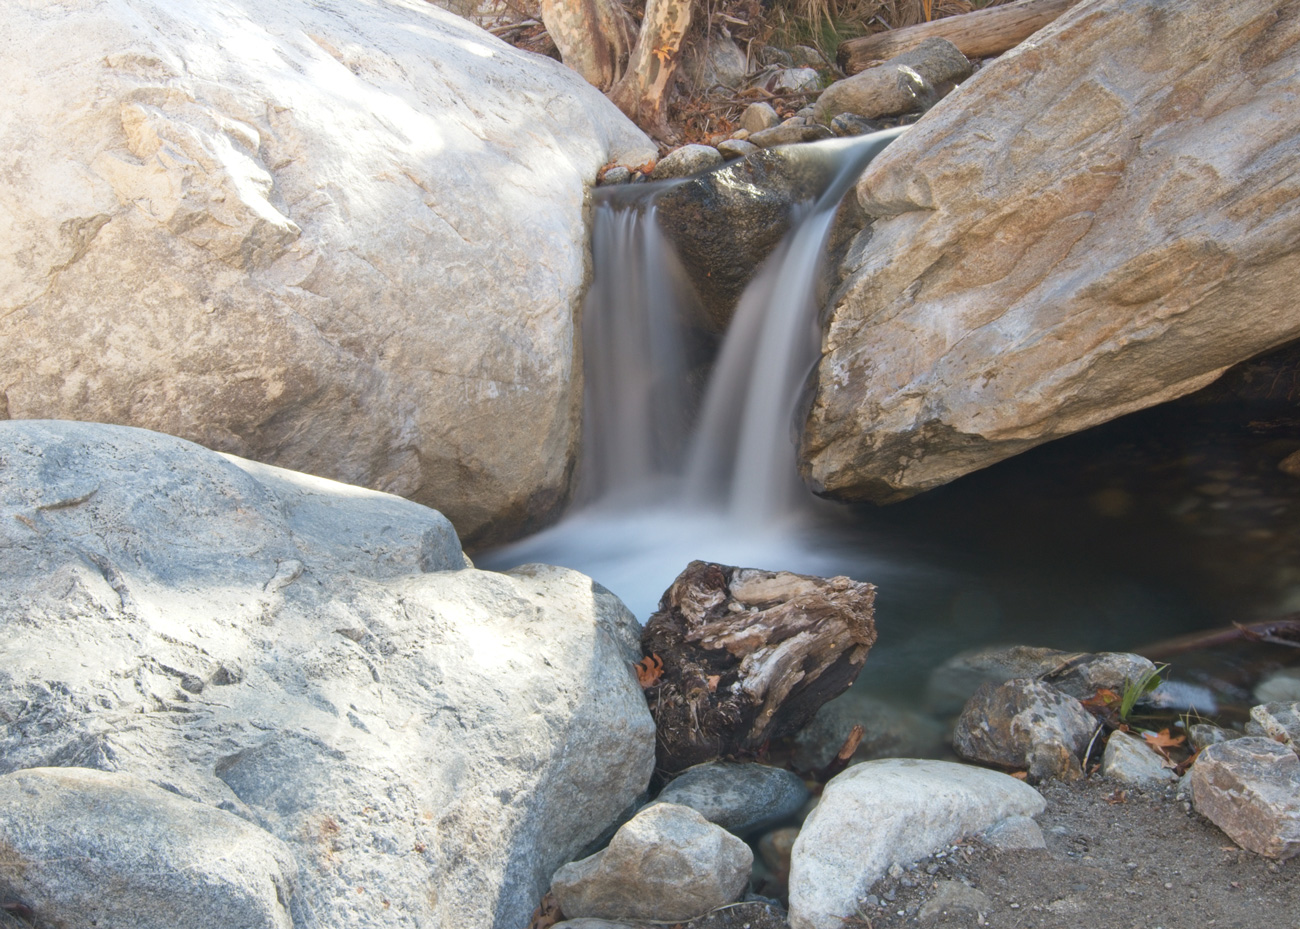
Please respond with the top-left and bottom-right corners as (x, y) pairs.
(551, 803), (753, 922)
(787, 759), (1044, 929)
(787, 690), (947, 769)
(0, 0), (655, 548)
(801, 0), (1300, 507)
(0, 420), (655, 929)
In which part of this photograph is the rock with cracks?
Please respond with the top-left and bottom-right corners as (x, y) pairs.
(952, 678), (1096, 782)
(550, 803), (753, 922)
(0, 0), (655, 548)
(1191, 738), (1300, 860)
(801, 0), (1300, 505)
(641, 560), (877, 775)
(0, 420), (656, 929)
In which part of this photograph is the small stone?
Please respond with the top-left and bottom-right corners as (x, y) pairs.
(952, 679), (1096, 782)
(599, 165), (632, 185)
(1191, 738), (1300, 859)
(767, 67), (821, 94)
(1189, 723), (1244, 752)
(551, 803), (753, 922)
(788, 690), (946, 771)
(981, 815), (1046, 850)
(747, 122), (835, 148)
(789, 45), (827, 68)
(1278, 450), (1300, 478)
(1256, 668), (1300, 704)
(1250, 702), (1300, 752)
(918, 881), (992, 922)
(718, 139), (759, 161)
(651, 144), (725, 180)
(1102, 730), (1178, 785)
(830, 113), (887, 137)
(758, 826), (800, 883)
(795, 106), (817, 119)
(653, 762), (809, 837)
(758, 47), (794, 67)
(740, 102), (781, 133)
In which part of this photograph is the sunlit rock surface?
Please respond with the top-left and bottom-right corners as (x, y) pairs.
(802, 0), (1300, 503)
(0, 420), (656, 929)
(0, 0), (655, 547)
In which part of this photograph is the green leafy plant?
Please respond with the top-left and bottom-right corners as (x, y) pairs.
(1119, 663), (1167, 722)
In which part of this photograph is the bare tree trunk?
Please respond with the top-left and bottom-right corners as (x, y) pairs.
(607, 0), (692, 141)
(541, 0), (636, 91)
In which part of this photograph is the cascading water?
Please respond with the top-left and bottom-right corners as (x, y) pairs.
(485, 129), (909, 617)
(482, 128), (1223, 696)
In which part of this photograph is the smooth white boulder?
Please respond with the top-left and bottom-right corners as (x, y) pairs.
(0, 420), (656, 929)
(0, 0), (655, 547)
(788, 759), (1045, 929)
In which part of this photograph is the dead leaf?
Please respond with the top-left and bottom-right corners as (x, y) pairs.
(528, 892), (563, 929)
(1105, 789), (1128, 804)
(1009, 770), (1029, 780)
(706, 674), (720, 693)
(634, 654), (664, 688)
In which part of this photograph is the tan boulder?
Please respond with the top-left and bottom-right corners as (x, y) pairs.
(0, 0), (654, 547)
(801, 0), (1300, 503)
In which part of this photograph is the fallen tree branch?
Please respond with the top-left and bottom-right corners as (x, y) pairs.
(837, 0), (1084, 74)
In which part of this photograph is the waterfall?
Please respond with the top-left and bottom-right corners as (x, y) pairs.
(483, 129), (906, 617)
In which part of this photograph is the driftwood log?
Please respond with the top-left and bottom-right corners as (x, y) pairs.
(641, 560), (877, 776)
(837, 0), (1083, 75)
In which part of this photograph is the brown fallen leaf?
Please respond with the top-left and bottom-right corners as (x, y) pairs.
(528, 892), (563, 929)
(634, 653), (664, 688)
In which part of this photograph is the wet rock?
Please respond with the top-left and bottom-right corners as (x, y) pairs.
(918, 881), (992, 921)
(740, 102), (782, 133)
(0, 0), (655, 549)
(718, 139), (759, 160)
(812, 38), (971, 123)
(952, 679), (1096, 782)
(1256, 668), (1300, 704)
(748, 122), (836, 148)
(981, 814), (1045, 850)
(551, 803), (753, 922)
(599, 165), (633, 185)
(652, 140), (872, 333)
(1191, 738), (1300, 859)
(1250, 703), (1300, 753)
(1102, 730), (1177, 785)
(830, 113), (887, 137)
(653, 762), (809, 837)
(1189, 723), (1244, 752)
(652, 144), (725, 180)
(641, 561), (876, 774)
(0, 421), (655, 929)
(925, 645), (1155, 714)
(787, 690), (946, 770)
(0, 767), (297, 929)
(802, 0), (1300, 507)
(787, 759), (1044, 929)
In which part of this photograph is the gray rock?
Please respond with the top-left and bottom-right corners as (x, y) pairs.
(0, 767), (296, 929)
(758, 826), (800, 883)
(790, 45), (828, 68)
(740, 102), (782, 133)
(758, 47), (794, 68)
(813, 38), (971, 123)
(652, 144), (725, 180)
(1043, 652), (1161, 703)
(1256, 668), (1300, 704)
(769, 67), (821, 94)
(952, 679), (1097, 782)
(1250, 702), (1300, 753)
(718, 138), (760, 160)
(1102, 730), (1177, 785)
(980, 815), (1045, 850)
(1191, 738), (1300, 859)
(748, 122), (836, 148)
(1189, 723), (1243, 752)
(830, 113), (887, 137)
(653, 762), (809, 836)
(600, 165), (633, 185)
(787, 759), (1044, 929)
(0, 420), (655, 929)
(918, 881), (992, 921)
(551, 803), (753, 922)
(0, 0), (656, 549)
(681, 35), (749, 94)
(788, 690), (946, 770)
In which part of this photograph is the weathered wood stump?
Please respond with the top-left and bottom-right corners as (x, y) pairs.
(641, 561), (877, 775)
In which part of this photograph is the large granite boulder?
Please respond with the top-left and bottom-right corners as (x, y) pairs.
(0, 420), (656, 929)
(0, 0), (655, 548)
(801, 0), (1300, 503)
